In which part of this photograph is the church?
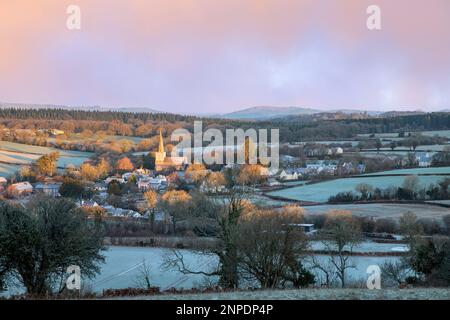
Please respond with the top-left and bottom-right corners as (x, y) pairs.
(154, 129), (187, 171)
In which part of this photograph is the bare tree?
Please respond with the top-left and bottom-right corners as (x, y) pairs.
(236, 209), (313, 289)
(322, 211), (362, 288)
(381, 260), (412, 287)
(134, 259), (153, 289)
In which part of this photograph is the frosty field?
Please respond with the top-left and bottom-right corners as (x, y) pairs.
(267, 175), (449, 203)
(303, 203), (450, 220)
(363, 166), (450, 176)
(0, 141), (93, 176)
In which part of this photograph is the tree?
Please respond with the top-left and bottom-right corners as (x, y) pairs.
(402, 175), (420, 199)
(185, 164), (208, 185)
(59, 177), (88, 199)
(203, 172), (227, 193)
(96, 158), (111, 179)
(408, 237), (449, 286)
(142, 153), (156, 170)
(80, 163), (99, 181)
(36, 151), (60, 176)
(399, 212), (423, 246)
(0, 197), (104, 296)
(144, 189), (159, 230)
(375, 139), (382, 152)
(134, 259), (153, 289)
(237, 209), (313, 288)
(389, 141), (397, 151)
(323, 210), (362, 288)
(161, 190), (192, 231)
(116, 157), (134, 172)
(355, 183), (374, 200)
(164, 172), (254, 289)
(237, 164), (267, 186)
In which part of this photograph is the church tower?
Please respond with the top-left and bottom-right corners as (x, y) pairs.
(155, 129), (166, 162)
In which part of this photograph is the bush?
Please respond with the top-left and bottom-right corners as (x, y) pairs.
(375, 218), (398, 234)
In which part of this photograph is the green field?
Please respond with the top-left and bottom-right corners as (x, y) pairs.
(267, 175), (449, 203)
(0, 141), (93, 177)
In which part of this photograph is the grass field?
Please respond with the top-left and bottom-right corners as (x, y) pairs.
(0, 141), (93, 177)
(267, 175), (449, 203)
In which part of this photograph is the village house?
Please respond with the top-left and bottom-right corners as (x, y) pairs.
(137, 175), (167, 192)
(105, 176), (125, 184)
(0, 177), (7, 185)
(34, 182), (61, 197)
(81, 200), (99, 208)
(279, 170), (299, 181)
(306, 160), (338, 174)
(8, 181), (33, 197)
(416, 152), (433, 167)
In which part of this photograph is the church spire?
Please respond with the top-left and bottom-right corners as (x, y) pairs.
(158, 128), (165, 153)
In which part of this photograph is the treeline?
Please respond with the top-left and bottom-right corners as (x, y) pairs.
(329, 176), (450, 203)
(269, 112), (450, 141)
(0, 108), (449, 142)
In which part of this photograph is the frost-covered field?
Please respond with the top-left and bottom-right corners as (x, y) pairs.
(2, 246), (403, 297)
(363, 166), (450, 176)
(267, 175), (448, 203)
(131, 288), (450, 300)
(0, 141), (93, 176)
(303, 203), (450, 220)
(357, 130), (450, 139)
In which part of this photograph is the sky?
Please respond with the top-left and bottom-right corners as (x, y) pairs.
(0, 0), (450, 114)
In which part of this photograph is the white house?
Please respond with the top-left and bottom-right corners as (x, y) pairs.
(105, 177), (125, 184)
(138, 175), (167, 191)
(416, 152), (432, 167)
(279, 170), (298, 181)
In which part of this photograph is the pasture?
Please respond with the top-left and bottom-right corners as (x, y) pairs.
(266, 175), (449, 203)
(303, 203), (450, 220)
(0, 141), (93, 177)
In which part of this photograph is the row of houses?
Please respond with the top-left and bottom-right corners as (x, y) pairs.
(278, 161), (366, 181)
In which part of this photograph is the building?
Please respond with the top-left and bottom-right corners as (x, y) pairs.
(8, 182), (33, 196)
(154, 129), (187, 171)
(137, 175), (167, 191)
(34, 183), (61, 197)
(105, 176), (125, 184)
(81, 200), (99, 208)
(416, 152), (432, 167)
(279, 170), (299, 181)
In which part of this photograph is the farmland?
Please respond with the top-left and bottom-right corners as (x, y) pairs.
(266, 175), (449, 203)
(0, 141), (93, 177)
(302, 203), (450, 220)
(363, 166), (450, 176)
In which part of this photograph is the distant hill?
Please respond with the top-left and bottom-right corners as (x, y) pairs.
(216, 106), (321, 120)
(0, 102), (163, 114)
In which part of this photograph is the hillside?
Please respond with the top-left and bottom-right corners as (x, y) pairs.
(218, 106), (320, 120)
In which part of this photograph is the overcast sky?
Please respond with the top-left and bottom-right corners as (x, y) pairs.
(1, 0), (450, 114)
